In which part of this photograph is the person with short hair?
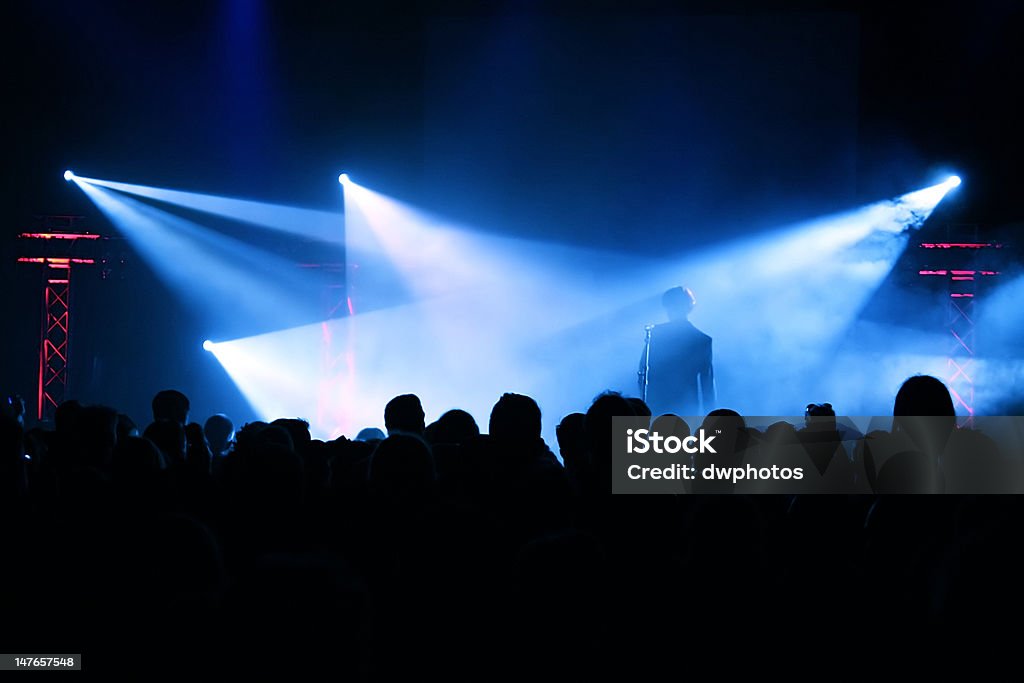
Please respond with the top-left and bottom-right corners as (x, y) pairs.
(639, 286), (716, 417)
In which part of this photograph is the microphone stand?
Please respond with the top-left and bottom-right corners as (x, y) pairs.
(639, 324), (654, 402)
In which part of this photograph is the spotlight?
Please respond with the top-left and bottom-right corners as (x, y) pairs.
(203, 339), (214, 352)
(338, 172), (350, 185)
(947, 175), (962, 187)
(64, 170), (74, 181)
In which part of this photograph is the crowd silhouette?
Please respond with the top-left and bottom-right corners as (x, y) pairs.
(1, 375), (1022, 676)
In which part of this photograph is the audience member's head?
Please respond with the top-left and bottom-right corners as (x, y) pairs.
(384, 394), (426, 436)
(892, 374), (957, 455)
(764, 420), (797, 443)
(489, 393), (542, 442)
(893, 375), (955, 417)
(54, 399), (83, 435)
(234, 421), (269, 455)
(584, 391), (635, 470)
(556, 412), (587, 462)
(355, 427), (386, 442)
(254, 424), (295, 452)
(272, 418), (311, 451)
(204, 413), (235, 456)
(698, 409), (748, 471)
(152, 389), (190, 425)
(427, 409), (480, 445)
(651, 413), (690, 440)
(700, 408), (746, 441)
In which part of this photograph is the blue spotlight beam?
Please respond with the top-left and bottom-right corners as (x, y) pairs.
(71, 180), (327, 333)
(72, 175), (344, 243)
(895, 176), (962, 226)
(204, 321), (331, 433)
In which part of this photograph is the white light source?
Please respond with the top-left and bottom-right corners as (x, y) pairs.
(64, 170), (74, 181)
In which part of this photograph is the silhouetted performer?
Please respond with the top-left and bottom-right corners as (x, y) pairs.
(639, 286), (715, 417)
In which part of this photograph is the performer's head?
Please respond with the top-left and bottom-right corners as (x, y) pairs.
(663, 286), (696, 321)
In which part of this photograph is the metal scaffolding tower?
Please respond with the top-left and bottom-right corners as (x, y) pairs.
(16, 217), (101, 421)
(917, 226), (1002, 426)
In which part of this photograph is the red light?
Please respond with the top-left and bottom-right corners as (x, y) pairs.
(19, 232), (100, 240)
(18, 257), (94, 266)
(920, 242), (998, 249)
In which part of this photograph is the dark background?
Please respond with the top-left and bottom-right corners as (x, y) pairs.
(2, 0), (1021, 428)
